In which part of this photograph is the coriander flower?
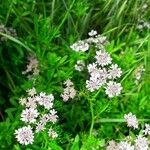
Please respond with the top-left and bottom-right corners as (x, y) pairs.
(135, 135), (149, 150)
(48, 128), (58, 138)
(21, 108), (39, 123)
(70, 40), (89, 52)
(105, 81), (122, 98)
(14, 125), (34, 145)
(35, 123), (45, 133)
(87, 63), (98, 73)
(27, 87), (36, 96)
(48, 109), (58, 124)
(36, 93), (54, 110)
(106, 140), (118, 150)
(118, 141), (134, 150)
(143, 124), (150, 135)
(88, 30), (97, 36)
(124, 113), (138, 129)
(75, 60), (85, 71)
(61, 79), (76, 102)
(95, 50), (112, 66)
(19, 98), (27, 106)
(108, 64), (122, 79)
(26, 97), (37, 109)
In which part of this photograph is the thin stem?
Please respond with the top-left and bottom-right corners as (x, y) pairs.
(89, 100), (94, 137)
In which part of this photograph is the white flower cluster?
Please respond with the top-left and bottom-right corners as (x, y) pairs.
(143, 124), (150, 136)
(70, 30), (109, 52)
(75, 60), (85, 71)
(22, 55), (40, 79)
(106, 113), (150, 150)
(86, 48), (122, 97)
(0, 24), (17, 42)
(134, 65), (145, 85)
(15, 88), (58, 145)
(61, 79), (76, 102)
(137, 20), (150, 30)
(70, 30), (122, 98)
(124, 112), (138, 129)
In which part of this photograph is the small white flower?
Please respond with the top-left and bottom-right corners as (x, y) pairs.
(36, 93), (54, 110)
(105, 81), (122, 98)
(14, 125), (34, 145)
(88, 30), (97, 36)
(19, 98), (27, 106)
(27, 87), (36, 96)
(86, 79), (101, 92)
(48, 109), (58, 124)
(87, 63), (98, 73)
(48, 128), (58, 138)
(75, 60), (85, 71)
(108, 64), (122, 79)
(135, 135), (148, 150)
(35, 123), (45, 133)
(21, 108), (39, 123)
(143, 124), (150, 135)
(39, 114), (49, 125)
(95, 50), (112, 66)
(124, 113), (138, 129)
(61, 80), (76, 102)
(26, 97), (37, 109)
(118, 141), (134, 150)
(106, 140), (118, 150)
(70, 40), (89, 52)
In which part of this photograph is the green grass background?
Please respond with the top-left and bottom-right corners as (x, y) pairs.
(0, 0), (150, 149)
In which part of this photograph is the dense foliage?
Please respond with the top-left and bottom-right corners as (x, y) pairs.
(0, 0), (150, 149)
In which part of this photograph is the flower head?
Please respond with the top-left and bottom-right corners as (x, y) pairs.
(124, 113), (138, 129)
(105, 81), (122, 98)
(88, 30), (97, 36)
(143, 124), (150, 135)
(108, 64), (122, 79)
(135, 135), (148, 150)
(95, 50), (112, 66)
(21, 108), (39, 123)
(15, 125), (34, 145)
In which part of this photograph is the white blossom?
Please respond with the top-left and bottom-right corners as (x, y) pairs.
(26, 97), (37, 109)
(105, 81), (122, 98)
(88, 30), (97, 36)
(143, 124), (150, 135)
(87, 63), (98, 73)
(108, 64), (122, 79)
(27, 87), (36, 96)
(36, 93), (54, 110)
(48, 109), (58, 124)
(21, 108), (39, 123)
(135, 135), (149, 150)
(14, 125), (34, 145)
(106, 140), (118, 150)
(95, 50), (112, 66)
(70, 40), (89, 52)
(61, 79), (76, 102)
(48, 128), (58, 138)
(117, 141), (134, 150)
(124, 113), (138, 129)
(19, 98), (27, 106)
(35, 123), (45, 133)
(22, 55), (39, 77)
(75, 60), (85, 71)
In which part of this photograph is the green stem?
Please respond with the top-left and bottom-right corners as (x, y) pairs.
(89, 99), (94, 137)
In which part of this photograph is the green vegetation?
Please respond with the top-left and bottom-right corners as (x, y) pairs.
(0, 0), (149, 149)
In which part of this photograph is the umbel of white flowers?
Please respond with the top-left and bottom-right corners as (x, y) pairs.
(70, 30), (123, 98)
(15, 88), (58, 145)
(106, 113), (150, 150)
